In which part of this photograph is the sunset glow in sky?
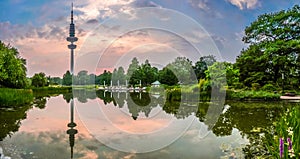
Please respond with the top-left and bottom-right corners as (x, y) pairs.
(0, 0), (299, 77)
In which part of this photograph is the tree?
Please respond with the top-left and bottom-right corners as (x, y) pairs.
(159, 67), (178, 85)
(49, 77), (62, 85)
(194, 55), (216, 80)
(63, 70), (72, 86)
(127, 59), (158, 86)
(117, 67), (126, 85)
(0, 41), (27, 88)
(111, 67), (126, 86)
(96, 70), (112, 86)
(205, 62), (226, 89)
(236, 45), (269, 87)
(167, 57), (195, 84)
(140, 60), (158, 86)
(127, 57), (140, 85)
(243, 5), (300, 44)
(224, 62), (240, 87)
(238, 5), (300, 88)
(76, 70), (89, 85)
(31, 72), (48, 87)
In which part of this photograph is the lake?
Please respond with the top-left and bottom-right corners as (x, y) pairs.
(0, 89), (291, 159)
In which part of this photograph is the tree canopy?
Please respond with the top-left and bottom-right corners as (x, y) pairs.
(0, 41), (27, 88)
(237, 5), (300, 88)
(31, 72), (49, 87)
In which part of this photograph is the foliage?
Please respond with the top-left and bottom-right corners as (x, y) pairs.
(226, 89), (280, 101)
(251, 83), (260, 91)
(0, 41), (27, 88)
(193, 55), (216, 80)
(130, 60), (158, 86)
(74, 70), (95, 85)
(32, 86), (72, 98)
(96, 70), (112, 86)
(0, 88), (33, 107)
(127, 57), (140, 85)
(112, 67), (126, 85)
(224, 62), (239, 87)
(261, 83), (278, 91)
(249, 106), (300, 158)
(159, 67), (178, 86)
(167, 57), (196, 84)
(62, 70), (72, 86)
(31, 72), (49, 87)
(205, 62), (226, 89)
(238, 5), (300, 87)
(49, 77), (62, 85)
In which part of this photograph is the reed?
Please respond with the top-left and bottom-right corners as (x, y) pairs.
(0, 88), (33, 107)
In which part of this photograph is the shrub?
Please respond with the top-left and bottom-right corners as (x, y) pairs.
(261, 83), (277, 92)
(251, 83), (260, 90)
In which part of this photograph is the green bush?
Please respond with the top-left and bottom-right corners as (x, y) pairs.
(251, 83), (260, 90)
(226, 90), (280, 101)
(233, 82), (244, 89)
(261, 83), (277, 91)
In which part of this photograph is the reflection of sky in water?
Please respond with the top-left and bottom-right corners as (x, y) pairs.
(1, 95), (248, 159)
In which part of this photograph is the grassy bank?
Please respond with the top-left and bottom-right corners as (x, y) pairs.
(0, 88), (34, 107)
(226, 89), (281, 101)
(162, 85), (281, 101)
(32, 86), (72, 97)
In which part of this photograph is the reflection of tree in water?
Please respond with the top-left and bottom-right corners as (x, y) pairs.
(112, 92), (126, 108)
(33, 97), (47, 109)
(80, 90), (287, 142)
(96, 90), (116, 105)
(62, 89), (97, 103)
(213, 102), (284, 137)
(0, 105), (31, 141)
(0, 93), (57, 141)
(126, 92), (161, 120)
(129, 92), (151, 106)
(195, 103), (210, 122)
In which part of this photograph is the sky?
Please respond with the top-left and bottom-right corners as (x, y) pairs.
(0, 0), (299, 77)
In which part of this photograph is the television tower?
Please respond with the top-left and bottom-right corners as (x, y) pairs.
(66, 3), (78, 159)
(67, 3), (78, 75)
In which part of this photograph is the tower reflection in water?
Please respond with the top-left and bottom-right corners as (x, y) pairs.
(66, 99), (77, 159)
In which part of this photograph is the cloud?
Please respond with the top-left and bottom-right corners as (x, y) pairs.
(188, 0), (223, 18)
(86, 19), (99, 24)
(189, 0), (210, 11)
(227, 0), (260, 10)
(131, 0), (162, 8)
(74, 0), (135, 22)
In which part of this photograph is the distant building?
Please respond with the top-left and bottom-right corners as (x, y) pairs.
(151, 80), (161, 87)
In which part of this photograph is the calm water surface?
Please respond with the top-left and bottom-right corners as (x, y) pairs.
(0, 89), (287, 159)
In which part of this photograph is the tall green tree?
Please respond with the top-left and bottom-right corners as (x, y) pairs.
(237, 5), (300, 88)
(117, 67), (126, 85)
(112, 67), (126, 85)
(194, 55), (216, 80)
(205, 62), (226, 89)
(76, 70), (89, 85)
(31, 72), (48, 87)
(96, 70), (112, 85)
(62, 70), (72, 86)
(127, 57), (140, 86)
(140, 60), (158, 86)
(167, 57), (195, 84)
(159, 67), (178, 85)
(0, 41), (27, 88)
